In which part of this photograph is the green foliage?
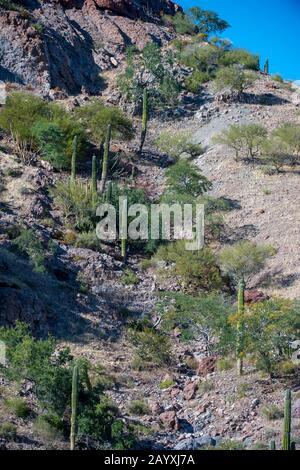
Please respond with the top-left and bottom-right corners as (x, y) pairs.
(5, 397), (30, 418)
(32, 122), (67, 169)
(163, 160), (212, 205)
(213, 123), (267, 161)
(13, 229), (46, 273)
(75, 231), (102, 251)
(214, 440), (244, 450)
(272, 123), (300, 166)
(230, 299), (300, 375)
(159, 378), (176, 390)
(272, 74), (284, 83)
(158, 291), (233, 355)
(214, 66), (257, 94)
(75, 100), (134, 145)
(117, 43), (180, 109)
(185, 70), (211, 92)
(179, 44), (221, 76)
(70, 364), (79, 450)
(121, 268), (139, 286)
(216, 357), (234, 371)
(260, 136), (290, 172)
(155, 241), (222, 293)
(0, 92), (87, 167)
(219, 240), (275, 283)
(220, 49), (260, 71)
(128, 323), (172, 368)
(33, 414), (63, 442)
(0, 323), (133, 448)
(155, 130), (203, 159)
(164, 7), (229, 36)
(0, 92), (49, 144)
(262, 405), (284, 421)
(127, 399), (150, 416)
(0, 423), (17, 440)
(0, 322), (73, 414)
(52, 180), (101, 233)
(140, 88), (149, 153)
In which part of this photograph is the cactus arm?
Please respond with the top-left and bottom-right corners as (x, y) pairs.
(100, 124), (112, 194)
(70, 364), (79, 451)
(237, 278), (245, 376)
(92, 155), (97, 193)
(282, 389), (292, 450)
(139, 88), (148, 154)
(71, 135), (78, 182)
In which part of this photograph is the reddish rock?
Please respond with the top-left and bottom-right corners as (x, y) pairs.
(159, 410), (179, 430)
(244, 290), (270, 304)
(197, 357), (218, 376)
(183, 381), (198, 401)
(170, 387), (181, 398)
(150, 402), (164, 415)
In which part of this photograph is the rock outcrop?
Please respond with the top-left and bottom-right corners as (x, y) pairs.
(0, 0), (180, 95)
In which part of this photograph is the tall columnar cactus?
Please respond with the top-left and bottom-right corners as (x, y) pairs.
(236, 278), (245, 376)
(264, 58), (269, 75)
(282, 389), (292, 450)
(139, 88), (148, 154)
(71, 135), (78, 182)
(92, 155), (97, 193)
(120, 196), (127, 261)
(270, 440), (276, 450)
(70, 363), (79, 451)
(100, 124), (112, 194)
(105, 181), (113, 203)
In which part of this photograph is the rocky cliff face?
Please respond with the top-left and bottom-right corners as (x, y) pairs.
(0, 0), (180, 95)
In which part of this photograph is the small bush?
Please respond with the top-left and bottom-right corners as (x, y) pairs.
(127, 399), (150, 416)
(13, 229), (46, 273)
(261, 405), (284, 421)
(5, 397), (30, 418)
(0, 423), (17, 440)
(75, 231), (102, 251)
(220, 49), (260, 71)
(217, 357), (234, 371)
(198, 380), (214, 395)
(159, 378), (176, 390)
(155, 130), (203, 159)
(185, 70), (211, 92)
(275, 360), (297, 376)
(214, 66), (257, 94)
(33, 414), (63, 441)
(128, 326), (172, 368)
(121, 268), (139, 286)
(215, 440), (244, 450)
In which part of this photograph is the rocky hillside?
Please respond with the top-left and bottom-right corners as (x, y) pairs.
(0, 0), (180, 95)
(0, 0), (300, 453)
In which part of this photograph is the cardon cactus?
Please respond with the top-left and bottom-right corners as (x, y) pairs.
(92, 155), (97, 193)
(236, 278), (245, 376)
(70, 363), (79, 451)
(100, 124), (112, 194)
(264, 58), (269, 74)
(139, 88), (148, 154)
(282, 389), (292, 450)
(71, 135), (78, 182)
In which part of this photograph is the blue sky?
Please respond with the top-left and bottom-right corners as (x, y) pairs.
(179, 0), (300, 81)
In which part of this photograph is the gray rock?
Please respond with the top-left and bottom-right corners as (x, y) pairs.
(174, 436), (216, 450)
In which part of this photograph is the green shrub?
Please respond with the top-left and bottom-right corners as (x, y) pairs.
(155, 241), (222, 292)
(217, 357), (234, 371)
(33, 414), (63, 441)
(220, 49), (260, 71)
(32, 122), (68, 169)
(127, 399), (150, 416)
(215, 440), (244, 450)
(185, 70), (211, 92)
(163, 159), (212, 204)
(52, 180), (101, 233)
(13, 229), (46, 273)
(121, 268), (139, 286)
(75, 100), (134, 145)
(272, 74), (284, 83)
(128, 325), (172, 368)
(75, 231), (102, 251)
(260, 136), (290, 172)
(159, 378), (176, 390)
(5, 397), (30, 418)
(155, 130), (203, 159)
(272, 123), (300, 166)
(214, 66), (257, 94)
(0, 423), (17, 440)
(261, 405), (284, 421)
